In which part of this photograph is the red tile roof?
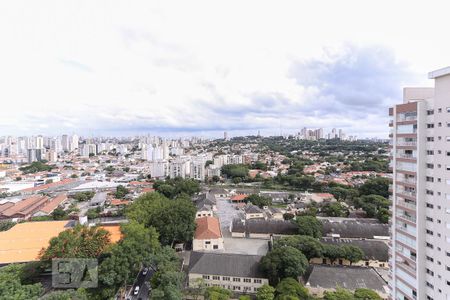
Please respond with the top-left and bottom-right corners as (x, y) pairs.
(230, 194), (247, 202)
(38, 193), (68, 214)
(194, 217), (222, 240)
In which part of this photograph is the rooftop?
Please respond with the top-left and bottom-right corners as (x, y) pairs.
(0, 220), (71, 264)
(195, 216), (222, 240)
(305, 265), (387, 293)
(428, 66), (450, 79)
(189, 251), (265, 278)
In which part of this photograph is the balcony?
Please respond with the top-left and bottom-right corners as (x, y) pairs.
(396, 213), (416, 223)
(397, 115), (417, 122)
(397, 200), (416, 210)
(397, 154), (416, 160)
(396, 176), (416, 185)
(397, 261), (416, 275)
(397, 141), (417, 147)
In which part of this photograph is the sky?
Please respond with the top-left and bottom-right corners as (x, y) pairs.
(0, 0), (449, 138)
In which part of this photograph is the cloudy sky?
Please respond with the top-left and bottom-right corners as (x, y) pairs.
(0, 0), (448, 138)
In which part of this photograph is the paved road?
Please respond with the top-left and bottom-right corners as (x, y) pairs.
(215, 196), (240, 237)
(129, 268), (154, 300)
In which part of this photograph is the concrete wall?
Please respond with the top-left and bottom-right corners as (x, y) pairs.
(193, 238), (224, 251)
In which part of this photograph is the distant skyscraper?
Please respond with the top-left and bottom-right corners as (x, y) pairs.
(389, 66), (450, 300)
(224, 131), (228, 141)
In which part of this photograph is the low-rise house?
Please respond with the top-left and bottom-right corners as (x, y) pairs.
(0, 195), (49, 220)
(188, 252), (269, 294)
(33, 193), (68, 217)
(310, 238), (389, 269)
(304, 265), (388, 299)
(193, 217), (224, 251)
(230, 194), (247, 203)
(264, 207), (284, 220)
(231, 218), (298, 239)
(209, 188), (229, 198)
(244, 204), (265, 220)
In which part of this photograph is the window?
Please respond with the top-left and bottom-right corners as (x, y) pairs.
(427, 163), (434, 169)
(427, 123), (434, 128)
(426, 229), (434, 235)
(213, 245), (218, 250)
(426, 176), (434, 182)
(426, 203), (434, 208)
(427, 109), (434, 115)
(205, 241), (211, 245)
(426, 268), (434, 276)
(447, 107), (450, 113)
(426, 190), (434, 195)
(426, 281), (434, 289)
(426, 256), (434, 262)
(233, 278), (240, 282)
(212, 276), (220, 280)
(447, 137), (450, 142)
(222, 276), (230, 281)
(427, 137), (434, 142)
(254, 279), (262, 283)
(203, 275), (210, 279)
(427, 150), (434, 155)
(243, 278), (251, 283)
(426, 216), (433, 222)
(438, 108), (442, 113)
(426, 242), (434, 249)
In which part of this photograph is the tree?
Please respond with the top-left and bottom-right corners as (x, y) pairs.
(257, 284), (275, 300)
(204, 286), (232, 300)
(275, 277), (309, 299)
(239, 296), (251, 300)
(323, 287), (355, 300)
(153, 178), (200, 198)
(260, 246), (309, 285)
(40, 225), (110, 261)
(114, 185), (129, 198)
(358, 177), (389, 198)
(274, 235), (324, 260)
(342, 245), (364, 265)
(246, 194), (272, 208)
(294, 216), (322, 238)
(353, 194), (390, 223)
(51, 207), (67, 220)
(19, 161), (54, 174)
(127, 192), (196, 245)
(322, 244), (344, 264)
(40, 289), (88, 300)
(98, 222), (161, 297)
(0, 264), (43, 300)
(72, 191), (95, 202)
(321, 202), (348, 217)
(354, 288), (382, 299)
(0, 220), (15, 232)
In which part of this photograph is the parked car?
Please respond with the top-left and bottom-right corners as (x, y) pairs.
(133, 286), (140, 295)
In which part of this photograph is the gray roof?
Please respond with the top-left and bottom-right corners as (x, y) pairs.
(321, 238), (389, 262)
(209, 188), (228, 195)
(232, 218), (298, 235)
(194, 192), (216, 210)
(321, 218), (389, 239)
(244, 204), (263, 214)
(306, 265), (387, 293)
(188, 252), (266, 278)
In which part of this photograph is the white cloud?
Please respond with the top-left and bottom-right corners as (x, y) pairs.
(0, 0), (448, 138)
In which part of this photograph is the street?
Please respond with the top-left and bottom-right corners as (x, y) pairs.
(129, 268), (154, 300)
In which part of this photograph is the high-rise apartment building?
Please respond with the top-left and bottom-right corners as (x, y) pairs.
(389, 66), (450, 300)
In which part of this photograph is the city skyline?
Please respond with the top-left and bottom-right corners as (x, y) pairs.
(1, 1), (448, 137)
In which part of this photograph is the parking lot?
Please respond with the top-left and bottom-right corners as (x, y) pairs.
(215, 196), (269, 256)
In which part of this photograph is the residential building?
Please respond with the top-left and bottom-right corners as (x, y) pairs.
(188, 252), (268, 293)
(193, 216), (224, 251)
(389, 66), (450, 300)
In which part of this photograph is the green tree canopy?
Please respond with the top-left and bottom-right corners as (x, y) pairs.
(260, 246), (309, 285)
(0, 264), (43, 300)
(274, 235), (324, 260)
(39, 225), (110, 261)
(358, 177), (390, 198)
(354, 288), (382, 299)
(204, 286), (232, 300)
(275, 277), (310, 300)
(257, 284), (276, 300)
(246, 194), (272, 208)
(127, 192), (196, 245)
(294, 216), (322, 238)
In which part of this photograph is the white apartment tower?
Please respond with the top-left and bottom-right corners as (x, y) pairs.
(389, 66), (450, 300)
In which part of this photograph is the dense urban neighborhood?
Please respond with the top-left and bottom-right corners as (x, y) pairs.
(0, 133), (391, 299)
